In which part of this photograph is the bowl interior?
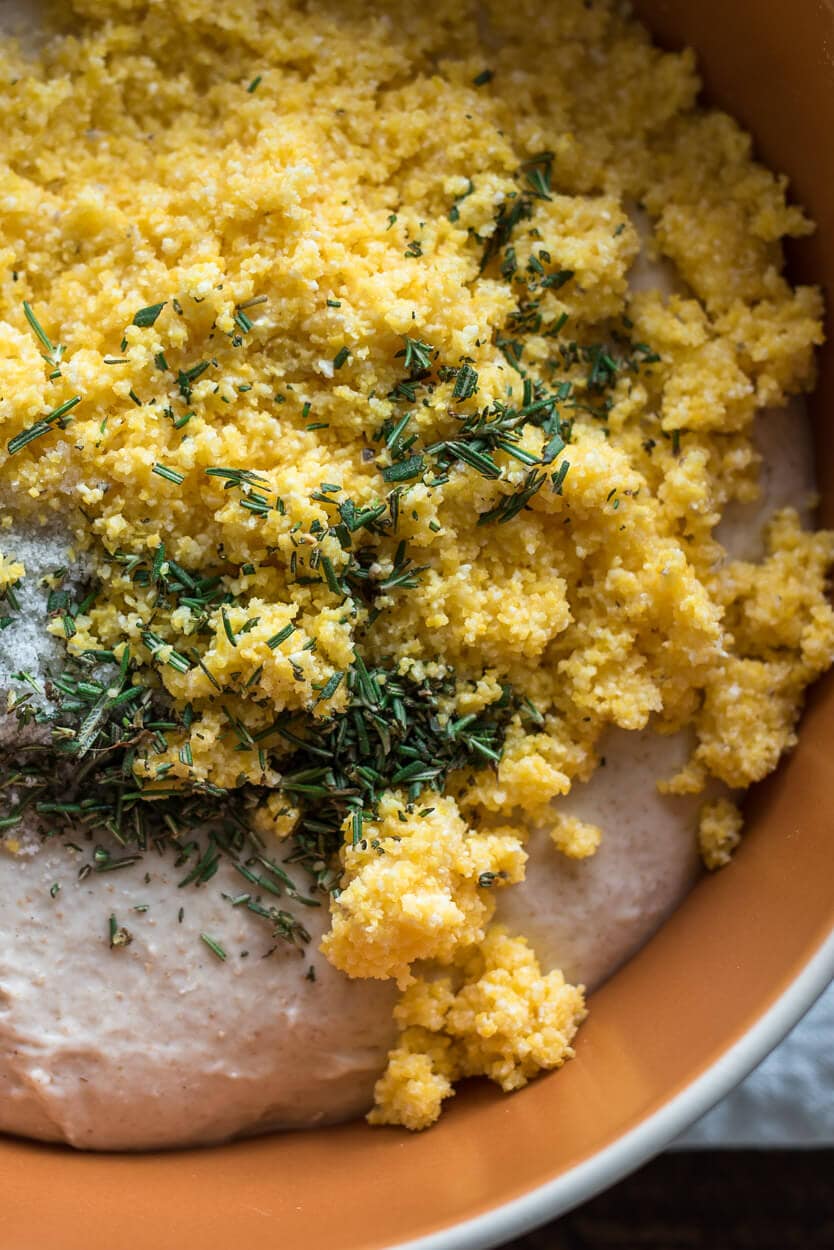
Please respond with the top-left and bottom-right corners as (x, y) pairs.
(3, 3), (834, 1249)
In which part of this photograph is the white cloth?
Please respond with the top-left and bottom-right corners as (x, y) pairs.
(677, 980), (834, 1146)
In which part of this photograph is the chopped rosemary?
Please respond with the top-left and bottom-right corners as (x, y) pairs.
(8, 396), (81, 456)
(381, 454), (424, 483)
(452, 362), (479, 400)
(397, 336), (434, 373)
(132, 302), (166, 328)
(221, 607), (237, 646)
(449, 179), (475, 224)
(477, 469), (546, 525)
(200, 933), (228, 961)
(522, 150), (554, 201)
(277, 661), (516, 872)
(267, 622), (296, 650)
(22, 300), (65, 369)
(108, 914), (133, 949)
(152, 464), (185, 485)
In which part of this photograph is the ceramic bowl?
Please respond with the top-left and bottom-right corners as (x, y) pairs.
(3, 2), (834, 1247)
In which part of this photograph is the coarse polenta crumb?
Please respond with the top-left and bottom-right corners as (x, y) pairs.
(0, 0), (833, 1132)
(549, 814), (603, 860)
(322, 793), (526, 988)
(368, 927), (586, 1129)
(0, 553), (24, 592)
(252, 794), (302, 843)
(699, 798), (744, 871)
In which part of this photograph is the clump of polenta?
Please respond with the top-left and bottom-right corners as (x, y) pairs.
(1, 0), (832, 1130)
(368, 927), (586, 1130)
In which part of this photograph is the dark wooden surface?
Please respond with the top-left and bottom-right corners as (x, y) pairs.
(502, 1151), (834, 1249)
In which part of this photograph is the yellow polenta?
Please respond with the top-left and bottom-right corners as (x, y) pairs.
(1, 0), (833, 1130)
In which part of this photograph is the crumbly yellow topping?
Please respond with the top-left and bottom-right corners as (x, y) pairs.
(549, 814), (603, 860)
(699, 797), (744, 871)
(368, 927), (586, 1129)
(322, 793), (526, 988)
(0, 553), (23, 593)
(0, 0), (832, 1130)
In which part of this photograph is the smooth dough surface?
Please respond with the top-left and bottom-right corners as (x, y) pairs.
(0, 848), (396, 1149)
